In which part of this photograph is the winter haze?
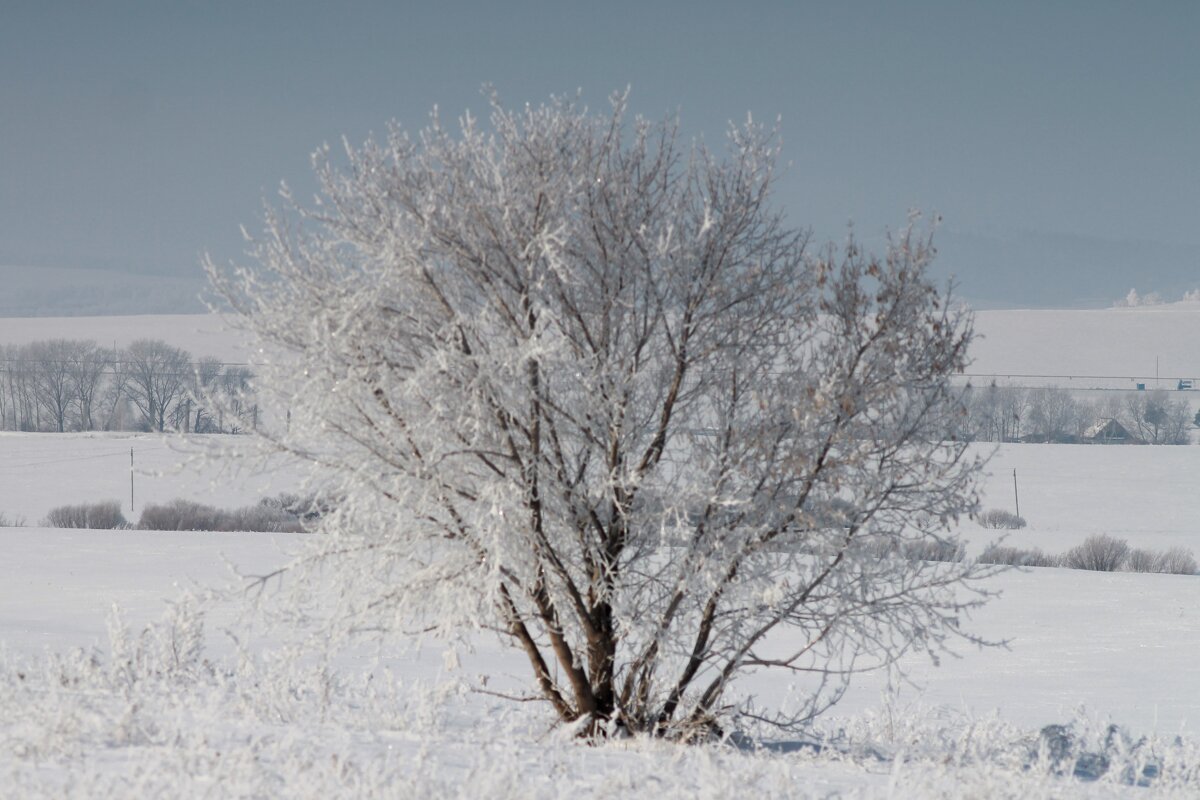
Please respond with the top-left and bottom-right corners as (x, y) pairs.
(4, 3), (1200, 798)
(1, 1), (1197, 312)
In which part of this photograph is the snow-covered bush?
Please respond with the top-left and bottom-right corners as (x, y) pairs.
(899, 539), (967, 563)
(1125, 548), (1159, 573)
(43, 500), (127, 529)
(977, 509), (1027, 529)
(137, 499), (225, 531)
(977, 545), (1062, 568)
(209, 91), (993, 737)
(135, 496), (314, 532)
(1064, 535), (1130, 572)
(1154, 546), (1199, 575)
(1126, 546), (1198, 575)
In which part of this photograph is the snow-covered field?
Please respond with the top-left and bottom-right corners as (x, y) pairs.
(0, 432), (304, 526)
(0, 313), (248, 362)
(6, 302), (1200, 380)
(2, 439), (1199, 796)
(972, 303), (1200, 390)
(4, 310), (1200, 796)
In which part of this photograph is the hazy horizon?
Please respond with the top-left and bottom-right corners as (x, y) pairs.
(3, 1), (1197, 311)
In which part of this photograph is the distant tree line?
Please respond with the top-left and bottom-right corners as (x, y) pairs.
(959, 384), (1192, 445)
(0, 338), (255, 433)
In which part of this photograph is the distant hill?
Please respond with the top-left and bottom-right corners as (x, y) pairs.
(0, 265), (207, 316)
(0, 313), (247, 362)
(3, 304), (1200, 389)
(971, 302), (1200, 384)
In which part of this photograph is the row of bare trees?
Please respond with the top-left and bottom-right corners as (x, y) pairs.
(960, 384), (1193, 444)
(0, 338), (255, 433)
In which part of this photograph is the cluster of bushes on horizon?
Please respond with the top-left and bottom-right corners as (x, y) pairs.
(977, 508), (1027, 529)
(0, 338), (256, 434)
(44, 501), (127, 530)
(38, 494), (328, 533)
(27, 500), (1200, 575)
(959, 385), (1192, 445)
(859, 532), (1196, 576)
(979, 534), (1198, 575)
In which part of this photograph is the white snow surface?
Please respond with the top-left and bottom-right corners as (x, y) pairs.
(2, 433), (1199, 796)
(4, 308), (1200, 795)
(0, 432), (304, 525)
(969, 304), (1200, 382)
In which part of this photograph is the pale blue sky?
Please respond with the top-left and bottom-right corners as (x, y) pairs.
(2, 1), (1196, 307)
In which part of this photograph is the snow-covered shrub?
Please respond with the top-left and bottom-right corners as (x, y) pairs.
(1063, 535), (1130, 572)
(1125, 548), (1159, 573)
(138, 499), (225, 531)
(977, 509), (1027, 529)
(1126, 546), (1198, 575)
(226, 503), (304, 533)
(43, 501), (127, 529)
(893, 539), (966, 563)
(135, 495), (316, 532)
(255, 492), (334, 523)
(977, 545), (1062, 568)
(854, 536), (966, 564)
(1155, 546), (1199, 575)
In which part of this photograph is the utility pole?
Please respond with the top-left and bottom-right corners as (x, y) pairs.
(1012, 468), (1020, 518)
(130, 447), (135, 515)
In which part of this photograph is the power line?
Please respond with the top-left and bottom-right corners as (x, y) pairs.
(0, 368), (257, 379)
(0, 445), (167, 470)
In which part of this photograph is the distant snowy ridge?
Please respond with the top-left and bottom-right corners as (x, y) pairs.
(0, 264), (206, 316)
(3, 305), (1200, 386)
(1110, 290), (1200, 311)
(970, 306), (1200, 381)
(0, 313), (248, 362)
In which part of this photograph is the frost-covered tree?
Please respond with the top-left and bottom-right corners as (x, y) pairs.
(211, 93), (993, 737)
(122, 339), (191, 432)
(1122, 389), (1190, 445)
(960, 384), (1028, 442)
(66, 340), (111, 431)
(1026, 387), (1086, 443)
(25, 339), (79, 432)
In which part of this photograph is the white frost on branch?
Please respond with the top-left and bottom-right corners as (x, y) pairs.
(208, 90), (997, 739)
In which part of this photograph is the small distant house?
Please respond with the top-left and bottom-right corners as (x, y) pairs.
(1082, 418), (1136, 444)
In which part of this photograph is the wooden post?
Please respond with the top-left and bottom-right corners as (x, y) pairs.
(130, 447), (135, 515)
(1012, 468), (1020, 518)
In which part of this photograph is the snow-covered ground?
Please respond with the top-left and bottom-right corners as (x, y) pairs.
(4, 307), (1200, 795)
(970, 302), (1200, 385)
(2, 432), (1199, 795)
(0, 432), (304, 526)
(2, 432), (1194, 555)
(2, 520), (1198, 796)
(3, 523), (1195, 735)
(972, 443), (1200, 552)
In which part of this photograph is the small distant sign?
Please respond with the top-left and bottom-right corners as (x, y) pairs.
(1178, 379), (1193, 391)
(1136, 383), (1146, 391)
